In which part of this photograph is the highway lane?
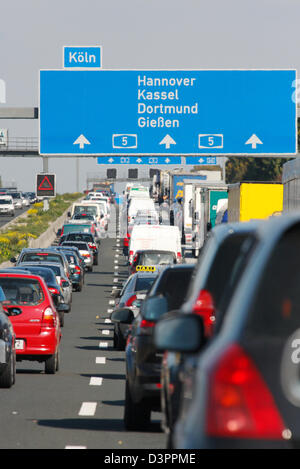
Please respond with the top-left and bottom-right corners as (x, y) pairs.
(0, 206), (29, 229)
(0, 206), (166, 449)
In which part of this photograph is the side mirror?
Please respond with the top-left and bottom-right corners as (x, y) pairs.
(111, 307), (134, 324)
(111, 288), (121, 299)
(67, 211), (71, 217)
(141, 295), (169, 322)
(154, 312), (205, 353)
(10, 257), (17, 264)
(61, 280), (70, 288)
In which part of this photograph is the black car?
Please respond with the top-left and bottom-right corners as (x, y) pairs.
(111, 271), (158, 350)
(111, 264), (194, 431)
(59, 231), (99, 265)
(156, 213), (300, 449)
(158, 222), (260, 446)
(0, 287), (16, 388)
(52, 246), (85, 292)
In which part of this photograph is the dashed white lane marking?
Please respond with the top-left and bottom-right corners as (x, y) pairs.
(89, 377), (103, 386)
(112, 286), (117, 289)
(105, 319), (111, 324)
(109, 300), (115, 305)
(102, 330), (110, 335)
(65, 446), (87, 450)
(107, 308), (113, 313)
(113, 278), (119, 283)
(96, 357), (106, 364)
(99, 342), (108, 348)
(78, 402), (97, 416)
(114, 266), (119, 270)
(114, 260), (118, 263)
(115, 254), (119, 258)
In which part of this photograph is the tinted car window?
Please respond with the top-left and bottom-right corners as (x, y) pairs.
(135, 276), (157, 291)
(21, 253), (63, 264)
(63, 242), (89, 250)
(246, 227), (300, 338)
(154, 268), (194, 310)
(22, 268), (56, 284)
(66, 233), (93, 242)
(0, 278), (44, 305)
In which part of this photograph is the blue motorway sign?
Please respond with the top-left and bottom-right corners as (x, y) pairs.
(185, 156), (217, 165)
(63, 46), (102, 69)
(39, 70), (296, 156)
(97, 156), (182, 165)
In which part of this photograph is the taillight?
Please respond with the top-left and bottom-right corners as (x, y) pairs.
(48, 287), (60, 295)
(123, 238), (129, 247)
(140, 319), (155, 328)
(177, 252), (182, 263)
(75, 265), (81, 274)
(129, 250), (133, 264)
(125, 294), (137, 306)
(206, 344), (286, 440)
(88, 243), (97, 250)
(192, 289), (215, 337)
(42, 307), (56, 328)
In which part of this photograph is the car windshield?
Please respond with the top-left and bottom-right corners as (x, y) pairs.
(0, 200), (11, 204)
(141, 252), (175, 265)
(0, 277), (44, 306)
(135, 276), (157, 291)
(21, 253), (63, 264)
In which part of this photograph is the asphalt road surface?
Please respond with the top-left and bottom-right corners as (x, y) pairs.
(0, 206), (166, 449)
(0, 206), (29, 230)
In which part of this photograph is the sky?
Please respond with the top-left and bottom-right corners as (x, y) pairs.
(0, 0), (299, 192)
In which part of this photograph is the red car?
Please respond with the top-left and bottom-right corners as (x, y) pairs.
(0, 273), (62, 374)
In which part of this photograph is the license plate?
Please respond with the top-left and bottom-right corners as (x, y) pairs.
(15, 340), (25, 350)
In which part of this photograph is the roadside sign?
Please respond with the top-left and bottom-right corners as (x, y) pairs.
(36, 173), (56, 197)
(63, 46), (102, 69)
(39, 69), (296, 156)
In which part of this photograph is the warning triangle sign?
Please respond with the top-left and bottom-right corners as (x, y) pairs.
(38, 176), (54, 191)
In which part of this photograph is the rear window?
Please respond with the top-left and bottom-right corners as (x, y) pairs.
(21, 253), (63, 265)
(246, 227), (300, 338)
(66, 233), (93, 242)
(135, 276), (157, 292)
(140, 251), (175, 266)
(63, 242), (89, 250)
(63, 224), (92, 234)
(152, 268), (194, 310)
(0, 277), (44, 306)
(23, 268), (56, 284)
(74, 206), (97, 216)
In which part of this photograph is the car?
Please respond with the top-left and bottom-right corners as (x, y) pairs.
(61, 241), (93, 271)
(8, 191), (23, 209)
(23, 192), (37, 204)
(111, 271), (158, 350)
(0, 286), (16, 388)
(129, 250), (177, 275)
(59, 231), (99, 265)
(111, 264), (194, 431)
(12, 248), (71, 281)
(0, 273), (62, 374)
(17, 262), (73, 312)
(60, 251), (84, 292)
(158, 221), (260, 447)
(155, 213), (300, 449)
(5, 266), (67, 327)
(21, 193), (30, 207)
(52, 245), (86, 278)
(0, 195), (15, 217)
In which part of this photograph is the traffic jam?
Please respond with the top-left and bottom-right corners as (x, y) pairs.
(1, 162), (300, 450)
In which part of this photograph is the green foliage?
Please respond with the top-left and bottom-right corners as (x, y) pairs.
(225, 157), (291, 184)
(0, 193), (83, 263)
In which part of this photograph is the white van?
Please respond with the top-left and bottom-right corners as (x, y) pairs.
(0, 195), (15, 216)
(127, 197), (155, 224)
(70, 202), (106, 224)
(128, 224), (182, 264)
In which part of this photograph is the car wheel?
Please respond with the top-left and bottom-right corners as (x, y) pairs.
(0, 352), (15, 388)
(77, 283), (82, 292)
(124, 380), (151, 430)
(45, 349), (59, 374)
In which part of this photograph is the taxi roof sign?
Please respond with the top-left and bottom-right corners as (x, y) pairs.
(136, 265), (156, 272)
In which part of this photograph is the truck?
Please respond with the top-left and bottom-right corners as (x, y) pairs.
(227, 182), (283, 222)
(189, 182), (228, 256)
(282, 158), (300, 212)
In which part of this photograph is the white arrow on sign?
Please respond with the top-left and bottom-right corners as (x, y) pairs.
(165, 158), (170, 163)
(108, 158), (114, 163)
(159, 134), (176, 149)
(198, 158), (204, 163)
(73, 134), (91, 149)
(245, 134), (263, 149)
(136, 158), (142, 163)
